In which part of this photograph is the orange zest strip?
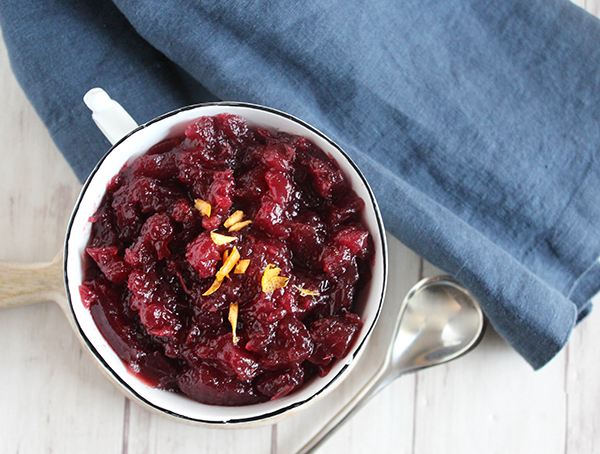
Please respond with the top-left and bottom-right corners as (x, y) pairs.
(228, 301), (239, 344)
(222, 250), (231, 279)
(224, 210), (245, 228)
(194, 199), (211, 217)
(262, 264), (280, 280)
(203, 248), (242, 295)
(202, 277), (222, 296)
(216, 247), (241, 281)
(234, 259), (250, 274)
(210, 232), (237, 245)
(293, 285), (320, 297)
(228, 220), (253, 232)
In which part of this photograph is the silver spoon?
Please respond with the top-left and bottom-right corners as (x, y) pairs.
(297, 275), (486, 454)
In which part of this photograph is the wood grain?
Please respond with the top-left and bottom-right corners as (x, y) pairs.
(0, 28), (126, 454)
(0, 254), (65, 310)
(1, 3), (600, 453)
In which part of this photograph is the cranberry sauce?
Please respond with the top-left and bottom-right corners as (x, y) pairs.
(80, 113), (374, 406)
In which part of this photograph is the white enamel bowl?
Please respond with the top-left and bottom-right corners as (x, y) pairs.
(64, 101), (388, 427)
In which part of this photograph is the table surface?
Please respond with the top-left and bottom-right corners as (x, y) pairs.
(1, 2), (600, 453)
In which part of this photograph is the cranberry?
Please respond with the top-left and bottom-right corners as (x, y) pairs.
(309, 313), (362, 371)
(203, 169), (235, 229)
(214, 113), (252, 146)
(255, 196), (291, 238)
(244, 312), (278, 356)
(130, 151), (177, 179)
(259, 143), (296, 172)
(185, 116), (218, 149)
(86, 246), (130, 286)
(256, 365), (305, 400)
(175, 145), (215, 189)
(193, 334), (260, 381)
(88, 202), (120, 248)
(79, 284), (96, 309)
(323, 245), (359, 284)
(306, 157), (348, 200)
(124, 213), (174, 266)
(147, 137), (184, 155)
(185, 232), (222, 278)
(265, 170), (293, 206)
(170, 198), (196, 226)
(178, 362), (264, 406)
(86, 277), (178, 388)
(288, 212), (328, 268)
(260, 315), (313, 371)
(235, 167), (268, 200)
(327, 192), (365, 225)
(333, 226), (370, 257)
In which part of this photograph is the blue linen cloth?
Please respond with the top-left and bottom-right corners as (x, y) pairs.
(1, 0), (599, 370)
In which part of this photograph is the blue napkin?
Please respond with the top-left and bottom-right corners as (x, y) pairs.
(2, 0), (599, 370)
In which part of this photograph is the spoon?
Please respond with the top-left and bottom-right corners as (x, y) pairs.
(296, 275), (485, 454)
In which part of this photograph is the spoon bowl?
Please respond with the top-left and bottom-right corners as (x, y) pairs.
(297, 275), (485, 454)
(392, 276), (485, 374)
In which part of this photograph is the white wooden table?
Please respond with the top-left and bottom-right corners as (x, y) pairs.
(1, 2), (599, 452)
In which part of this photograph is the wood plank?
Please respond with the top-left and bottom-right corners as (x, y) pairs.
(563, 6), (600, 454)
(571, 0), (600, 17)
(0, 303), (127, 452)
(125, 403), (273, 454)
(565, 293), (600, 454)
(0, 33), (126, 453)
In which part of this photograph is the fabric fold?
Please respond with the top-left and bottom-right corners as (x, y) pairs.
(350, 147), (579, 368)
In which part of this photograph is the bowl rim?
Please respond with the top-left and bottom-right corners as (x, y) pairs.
(63, 101), (388, 425)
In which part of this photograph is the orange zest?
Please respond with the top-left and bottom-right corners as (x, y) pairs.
(194, 199), (211, 217)
(234, 259), (250, 274)
(210, 231), (237, 245)
(216, 246), (241, 281)
(202, 276), (223, 296)
(293, 285), (320, 297)
(200, 209), (253, 294)
(228, 220), (253, 232)
(228, 302), (239, 344)
(261, 264), (289, 293)
(224, 210), (245, 228)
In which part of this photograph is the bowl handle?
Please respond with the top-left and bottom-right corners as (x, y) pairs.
(83, 88), (139, 145)
(0, 253), (67, 312)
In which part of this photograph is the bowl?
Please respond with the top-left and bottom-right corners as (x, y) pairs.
(64, 95), (388, 426)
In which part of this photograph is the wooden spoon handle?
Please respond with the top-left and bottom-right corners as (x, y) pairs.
(0, 253), (66, 311)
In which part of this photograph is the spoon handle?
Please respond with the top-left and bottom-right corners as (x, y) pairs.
(296, 364), (396, 454)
